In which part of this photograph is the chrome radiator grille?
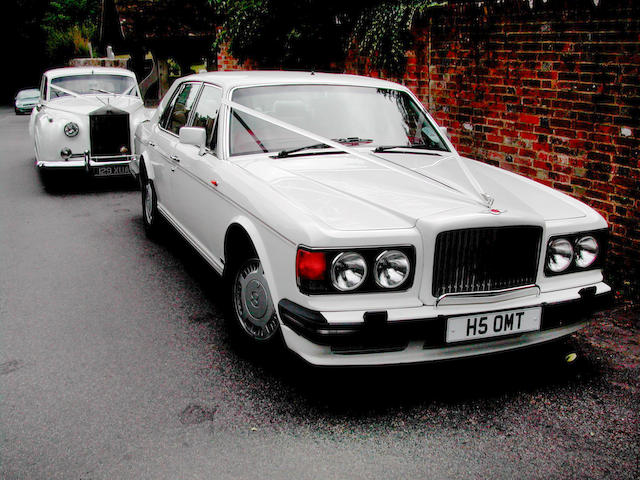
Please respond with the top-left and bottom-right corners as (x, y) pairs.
(432, 226), (542, 298)
(89, 109), (130, 159)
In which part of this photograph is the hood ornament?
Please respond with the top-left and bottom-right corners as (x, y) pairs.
(482, 193), (495, 208)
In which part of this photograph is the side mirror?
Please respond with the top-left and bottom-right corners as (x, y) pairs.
(439, 126), (450, 139)
(179, 126), (207, 156)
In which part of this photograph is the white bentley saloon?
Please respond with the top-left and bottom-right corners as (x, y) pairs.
(30, 67), (149, 178)
(131, 71), (612, 366)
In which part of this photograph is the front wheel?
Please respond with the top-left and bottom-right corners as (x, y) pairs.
(229, 257), (281, 345)
(141, 174), (162, 238)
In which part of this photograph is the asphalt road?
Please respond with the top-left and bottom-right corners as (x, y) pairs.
(1, 106), (638, 479)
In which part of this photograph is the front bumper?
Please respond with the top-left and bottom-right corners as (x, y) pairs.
(278, 284), (613, 366)
(36, 151), (133, 176)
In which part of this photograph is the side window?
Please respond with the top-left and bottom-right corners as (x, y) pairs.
(159, 87), (180, 129)
(190, 85), (223, 152)
(166, 83), (200, 135)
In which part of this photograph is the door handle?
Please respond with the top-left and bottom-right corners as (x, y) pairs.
(148, 141), (157, 147)
(170, 155), (180, 162)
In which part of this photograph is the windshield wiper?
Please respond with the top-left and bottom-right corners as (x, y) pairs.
(90, 88), (117, 95)
(373, 144), (444, 155)
(276, 137), (374, 158)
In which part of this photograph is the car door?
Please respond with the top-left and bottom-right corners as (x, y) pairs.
(148, 81), (201, 217)
(171, 84), (227, 268)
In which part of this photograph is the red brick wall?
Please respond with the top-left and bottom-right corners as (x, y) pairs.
(346, 2), (639, 301)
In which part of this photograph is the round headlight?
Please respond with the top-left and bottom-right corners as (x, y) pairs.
(331, 252), (367, 291)
(374, 250), (410, 289)
(64, 122), (79, 137)
(575, 235), (598, 268)
(547, 238), (574, 273)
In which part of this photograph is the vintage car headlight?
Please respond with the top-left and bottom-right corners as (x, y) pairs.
(374, 250), (410, 288)
(331, 252), (367, 291)
(546, 238), (573, 273)
(64, 122), (79, 137)
(575, 235), (599, 268)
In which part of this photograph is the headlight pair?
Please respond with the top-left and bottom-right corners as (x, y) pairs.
(297, 246), (414, 294)
(545, 231), (606, 275)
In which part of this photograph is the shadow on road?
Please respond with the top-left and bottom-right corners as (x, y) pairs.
(38, 169), (138, 195)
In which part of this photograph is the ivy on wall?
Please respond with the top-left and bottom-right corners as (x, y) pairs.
(350, 1), (446, 75)
(210, 0), (446, 74)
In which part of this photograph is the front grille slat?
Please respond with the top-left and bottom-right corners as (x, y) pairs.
(432, 226), (542, 298)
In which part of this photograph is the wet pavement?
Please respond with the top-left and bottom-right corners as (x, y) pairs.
(1, 107), (638, 479)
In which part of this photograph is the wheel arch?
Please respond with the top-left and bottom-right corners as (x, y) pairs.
(223, 218), (280, 303)
(138, 152), (155, 180)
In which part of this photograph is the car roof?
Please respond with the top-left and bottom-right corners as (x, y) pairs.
(177, 70), (407, 91)
(45, 67), (136, 79)
(17, 88), (39, 96)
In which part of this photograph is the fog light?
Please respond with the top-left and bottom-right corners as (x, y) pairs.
(60, 147), (72, 159)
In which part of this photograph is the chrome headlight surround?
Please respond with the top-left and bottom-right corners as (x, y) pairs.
(296, 245), (415, 295)
(575, 235), (599, 268)
(64, 122), (79, 137)
(331, 252), (367, 291)
(374, 250), (411, 289)
(544, 229), (608, 276)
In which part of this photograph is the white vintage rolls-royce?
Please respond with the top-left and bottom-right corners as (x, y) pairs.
(29, 67), (150, 178)
(131, 71), (612, 366)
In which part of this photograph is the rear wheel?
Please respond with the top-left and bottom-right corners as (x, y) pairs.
(227, 256), (281, 347)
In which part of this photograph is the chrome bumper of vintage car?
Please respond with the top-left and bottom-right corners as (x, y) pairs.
(36, 151), (133, 176)
(278, 284), (613, 365)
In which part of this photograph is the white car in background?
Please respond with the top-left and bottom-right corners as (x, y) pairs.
(132, 71), (612, 366)
(29, 67), (150, 179)
(15, 88), (40, 115)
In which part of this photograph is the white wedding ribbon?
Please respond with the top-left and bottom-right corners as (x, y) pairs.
(223, 99), (493, 208)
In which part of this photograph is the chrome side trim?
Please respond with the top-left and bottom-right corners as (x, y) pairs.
(436, 284), (540, 307)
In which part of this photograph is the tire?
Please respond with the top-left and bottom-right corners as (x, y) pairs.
(140, 167), (162, 238)
(225, 256), (281, 349)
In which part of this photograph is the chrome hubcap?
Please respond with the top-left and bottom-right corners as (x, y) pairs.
(144, 182), (154, 224)
(233, 259), (278, 341)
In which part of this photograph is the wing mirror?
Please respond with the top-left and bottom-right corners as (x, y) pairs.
(439, 126), (450, 139)
(179, 126), (207, 156)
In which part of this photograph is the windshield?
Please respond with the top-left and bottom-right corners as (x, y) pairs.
(50, 74), (138, 98)
(229, 85), (449, 156)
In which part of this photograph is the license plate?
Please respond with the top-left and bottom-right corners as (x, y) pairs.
(93, 165), (130, 177)
(446, 307), (542, 343)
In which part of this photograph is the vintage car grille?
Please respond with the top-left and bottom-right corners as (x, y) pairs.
(89, 108), (131, 159)
(432, 226), (542, 298)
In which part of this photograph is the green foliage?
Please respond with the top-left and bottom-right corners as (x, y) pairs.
(42, 0), (101, 65)
(351, 1), (446, 75)
(211, 0), (445, 74)
(211, 0), (362, 70)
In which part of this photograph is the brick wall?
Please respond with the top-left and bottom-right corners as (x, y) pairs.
(219, 1), (640, 301)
